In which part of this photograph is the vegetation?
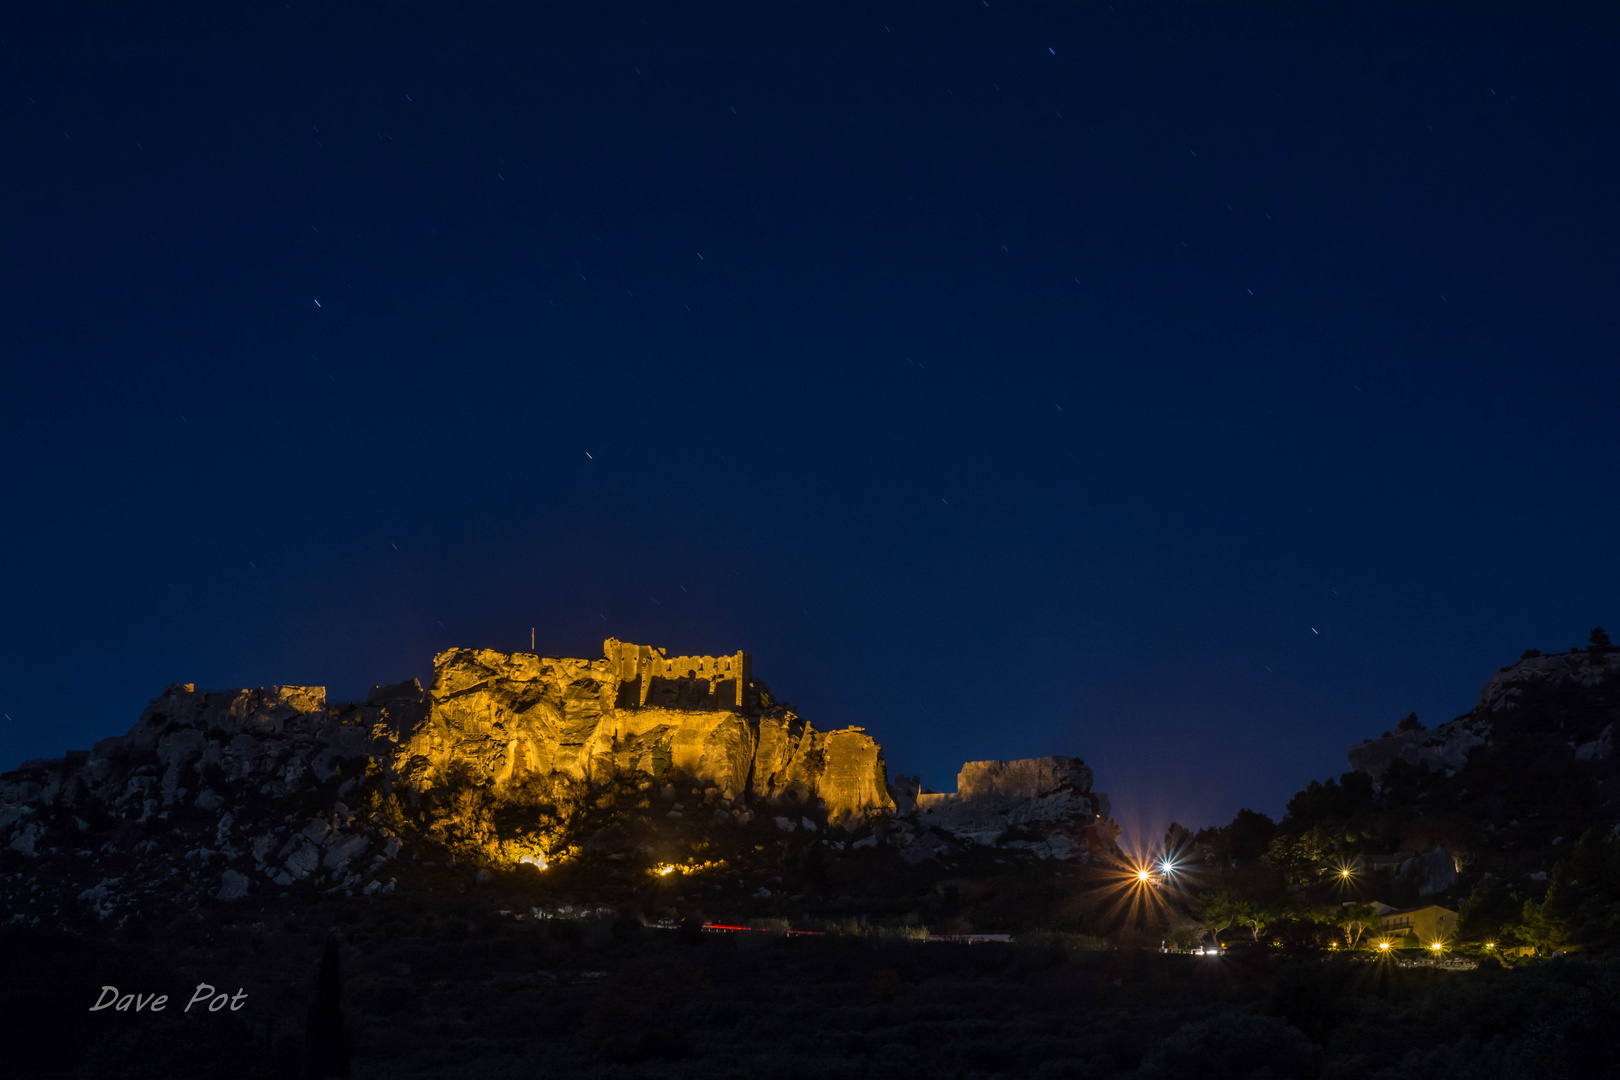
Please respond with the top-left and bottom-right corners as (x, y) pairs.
(1173, 643), (1620, 960)
(11, 914), (1620, 1079)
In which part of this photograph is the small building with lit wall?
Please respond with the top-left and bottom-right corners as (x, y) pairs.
(1377, 904), (1457, 943)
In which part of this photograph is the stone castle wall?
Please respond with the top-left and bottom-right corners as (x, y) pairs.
(603, 638), (754, 712)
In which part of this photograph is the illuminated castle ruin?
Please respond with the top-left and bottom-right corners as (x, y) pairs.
(604, 638), (755, 713)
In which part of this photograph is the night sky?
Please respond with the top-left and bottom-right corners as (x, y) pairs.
(3, 2), (1617, 838)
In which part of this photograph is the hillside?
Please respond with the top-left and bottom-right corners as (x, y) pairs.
(4, 633), (1620, 1078)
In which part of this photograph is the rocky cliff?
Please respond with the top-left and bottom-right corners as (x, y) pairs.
(0, 640), (905, 917)
(395, 644), (892, 826)
(1347, 647), (1620, 779)
(895, 756), (1115, 862)
(1341, 647), (1620, 780)
(0, 638), (1135, 930)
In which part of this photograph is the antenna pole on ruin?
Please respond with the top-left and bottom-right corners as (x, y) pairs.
(531, 627), (535, 652)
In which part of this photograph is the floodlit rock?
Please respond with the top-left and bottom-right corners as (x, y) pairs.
(394, 642), (895, 825)
(909, 757), (1114, 861)
(218, 869), (250, 902)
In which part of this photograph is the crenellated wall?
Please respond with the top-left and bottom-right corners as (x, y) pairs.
(603, 638), (754, 712)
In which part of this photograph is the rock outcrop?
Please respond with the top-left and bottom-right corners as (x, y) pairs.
(1345, 719), (1489, 780)
(0, 681), (409, 918)
(394, 643), (893, 826)
(901, 756), (1114, 861)
(1348, 647), (1620, 779)
(1476, 649), (1620, 713)
(0, 638), (902, 925)
(1399, 846), (1460, 896)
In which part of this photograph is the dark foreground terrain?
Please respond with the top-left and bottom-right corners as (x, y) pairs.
(6, 909), (1617, 1080)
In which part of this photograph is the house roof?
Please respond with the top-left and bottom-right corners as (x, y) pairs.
(1379, 904), (1457, 918)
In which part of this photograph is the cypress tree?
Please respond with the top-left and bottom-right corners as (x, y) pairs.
(304, 937), (349, 1077)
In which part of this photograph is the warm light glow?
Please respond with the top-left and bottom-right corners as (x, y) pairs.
(1378, 941), (1391, 950)
(1091, 844), (1186, 940)
(518, 854), (547, 870)
(1340, 868), (1352, 879)
(648, 859), (726, 879)
(1484, 941), (1496, 950)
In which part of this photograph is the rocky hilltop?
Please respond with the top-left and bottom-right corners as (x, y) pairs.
(397, 642), (893, 827)
(900, 758), (1114, 862)
(1347, 646), (1620, 778)
(0, 639), (1115, 925)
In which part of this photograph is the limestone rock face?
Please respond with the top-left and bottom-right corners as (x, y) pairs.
(395, 643), (894, 825)
(1347, 648), (1620, 779)
(1346, 720), (1488, 780)
(1476, 650), (1620, 712)
(1400, 846), (1460, 896)
(908, 756), (1114, 860)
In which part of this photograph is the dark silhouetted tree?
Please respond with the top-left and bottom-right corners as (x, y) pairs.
(1590, 627), (1613, 652)
(305, 937), (349, 1077)
(1193, 808), (1277, 863)
(1395, 712), (1423, 733)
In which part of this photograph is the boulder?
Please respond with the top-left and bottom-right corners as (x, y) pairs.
(250, 834), (277, 864)
(218, 869), (250, 902)
(1576, 724), (1613, 762)
(284, 842), (321, 880)
(323, 833), (368, 872)
(7, 822), (43, 856)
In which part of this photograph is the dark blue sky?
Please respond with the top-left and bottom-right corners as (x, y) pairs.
(3, 2), (1616, 836)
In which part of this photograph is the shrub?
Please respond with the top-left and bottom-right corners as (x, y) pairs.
(1138, 1013), (1319, 1080)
